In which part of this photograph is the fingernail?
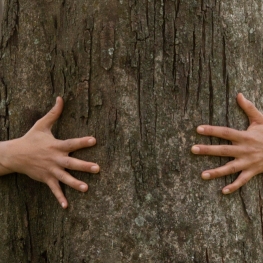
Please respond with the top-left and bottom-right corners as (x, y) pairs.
(88, 138), (96, 145)
(202, 173), (210, 179)
(222, 188), (230, 194)
(91, 165), (99, 173)
(61, 202), (66, 208)
(197, 126), (205, 133)
(80, 184), (88, 191)
(191, 146), (200, 154)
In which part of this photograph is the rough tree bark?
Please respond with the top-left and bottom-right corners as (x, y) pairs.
(0, 0), (263, 262)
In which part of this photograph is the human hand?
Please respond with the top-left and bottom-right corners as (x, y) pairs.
(191, 93), (263, 194)
(1, 97), (100, 208)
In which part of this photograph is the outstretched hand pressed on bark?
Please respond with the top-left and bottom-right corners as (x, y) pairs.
(0, 97), (100, 208)
(192, 93), (263, 194)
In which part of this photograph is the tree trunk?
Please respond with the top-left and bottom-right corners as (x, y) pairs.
(1, 0), (263, 262)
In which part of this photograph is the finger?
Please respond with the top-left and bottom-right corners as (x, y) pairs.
(57, 136), (97, 152)
(191, 144), (243, 157)
(58, 156), (100, 173)
(201, 160), (243, 180)
(237, 93), (263, 125)
(195, 125), (243, 141)
(52, 168), (89, 193)
(35, 97), (64, 131)
(47, 179), (68, 209)
(222, 170), (255, 194)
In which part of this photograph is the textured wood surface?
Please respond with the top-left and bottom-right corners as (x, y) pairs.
(1, 0), (263, 262)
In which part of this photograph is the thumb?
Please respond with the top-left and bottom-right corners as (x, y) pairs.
(237, 93), (263, 125)
(35, 97), (64, 131)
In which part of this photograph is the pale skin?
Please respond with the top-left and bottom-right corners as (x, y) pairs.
(192, 93), (263, 194)
(0, 97), (100, 209)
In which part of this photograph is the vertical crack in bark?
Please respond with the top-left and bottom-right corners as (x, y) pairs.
(128, 139), (134, 174)
(184, 52), (190, 114)
(50, 65), (55, 95)
(197, 52), (202, 105)
(154, 0), (157, 30)
(202, 14), (206, 61)
(24, 203), (33, 262)
(0, 78), (9, 140)
(155, 1), (165, 259)
(146, 0), (149, 29)
(206, 248), (210, 263)
(16, 176), (33, 262)
(222, 35), (227, 83)
(137, 53), (142, 140)
(242, 242), (247, 262)
(223, 35), (230, 128)
(0, 0), (3, 38)
(161, 0), (164, 59)
(208, 59), (213, 125)
(259, 190), (263, 240)
(192, 27), (196, 76)
(175, 0), (180, 18)
(154, 96), (158, 142)
(154, 0), (158, 139)
(86, 20), (94, 125)
(211, 11), (214, 58)
(193, 27), (196, 58)
(62, 68), (66, 96)
(173, 27), (177, 88)
(2, 0), (19, 48)
(225, 74), (230, 127)
(114, 108), (118, 132)
(60, 216), (65, 262)
(239, 188), (252, 221)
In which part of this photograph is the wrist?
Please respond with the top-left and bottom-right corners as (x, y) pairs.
(0, 140), (16, 175)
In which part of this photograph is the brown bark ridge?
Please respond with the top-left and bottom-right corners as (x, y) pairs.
(0, 0), (263, 262)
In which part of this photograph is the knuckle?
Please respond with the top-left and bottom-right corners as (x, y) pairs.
(241, 132), (253, 141)
(48, 166), (56, 175)
(49, 108), (56, 116)
(65, 140), (74, 152)
(58, 172), (65, 182)
(49, 186), (56, 195)
(230, 165), (237, 174)
(45, 178), (53, 187)
(64, 158), (71, 169)
(221, 128), (230, 138)
(34, 119), (41, 127)
(247, 101), (255, 110)
(220, 146), (229, 156)
(47, 180), (57, 193)
(240, 177), (249, 186)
